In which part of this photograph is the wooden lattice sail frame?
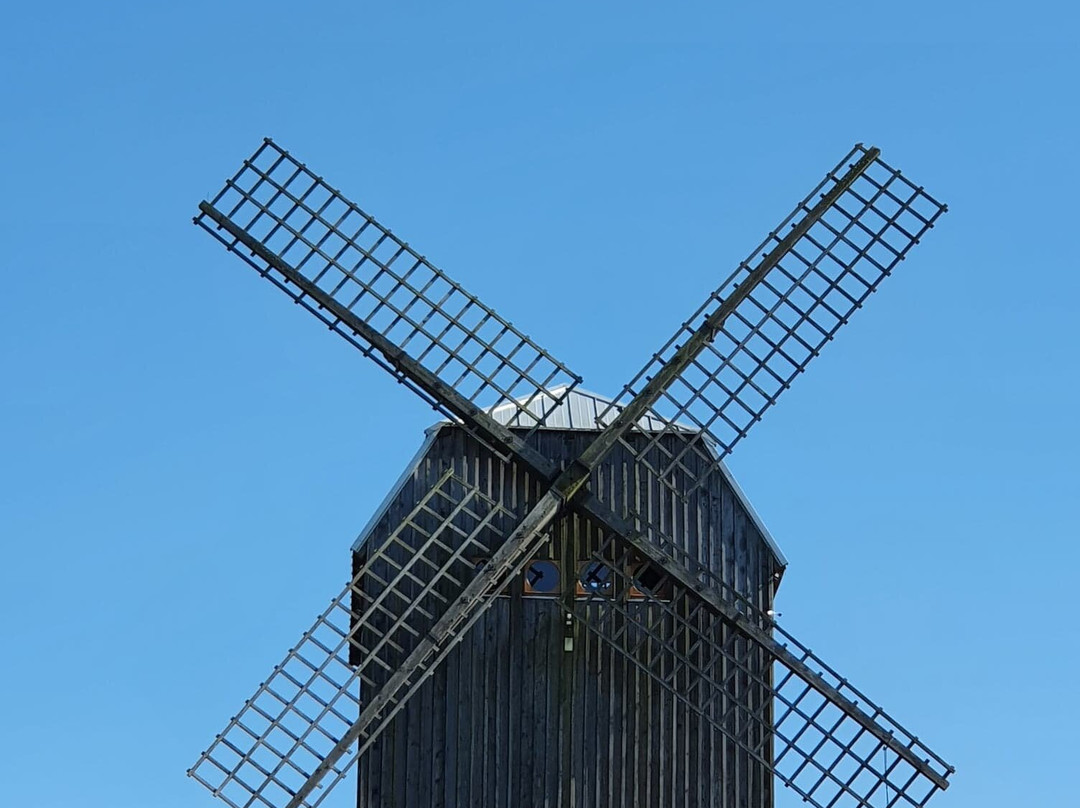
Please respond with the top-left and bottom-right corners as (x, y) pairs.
(188, 139), (953, 808)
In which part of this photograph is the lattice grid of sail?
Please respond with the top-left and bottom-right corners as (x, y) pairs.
(189, 471), (515, 808)
(603, 145), (947, 493)
(569, 536), (953, 808)
(195, 138), (581, 429)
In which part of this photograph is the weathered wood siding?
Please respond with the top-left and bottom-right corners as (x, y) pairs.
(354, 425), (779, 807)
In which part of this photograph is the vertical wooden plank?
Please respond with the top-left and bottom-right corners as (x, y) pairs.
(685, 690), (696, 808)
(512, 597), (527, 807)
(507, 588), (525, 808)
(355, 735), (368, 807)
(621, 612), (634, 806)
(540, 596), (558, 808)
(403, 678), (420, 807)
(582, 614), (598, 808)
(690, 608), (701, 808)
(494, 598), (510, 808)
(419, 676), (434, 808)
(721, 620), (733, 808)
(389, 704), (406, 808)
(608, 606), (623, 808)
(595, 593), (611, 808)
(467, 615), (484, 808)
(383, 700), (396, 806)
(749, 526), (763, 808)
(649, 614), (661, 808)
(487, 597), (500, 808)
(669, 681), (680, 808)
(559, 530), (575, 808)
(442, 630), (458, 807)
(572, 599), (586, 808)
(616, 456), (631, 808)
(452, 622), (471, 808)
(627, 608), (640, 806)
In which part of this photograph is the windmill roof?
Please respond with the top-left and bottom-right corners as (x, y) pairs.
(351, 387), (786, 568)
(487, 385), (677, 431)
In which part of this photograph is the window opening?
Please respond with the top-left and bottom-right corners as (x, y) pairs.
(577, 560), (615, 597)
(524, 560), (561, 596)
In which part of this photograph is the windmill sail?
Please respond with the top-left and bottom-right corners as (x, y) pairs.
(596, 146), (947, 537)
(572, 533), (953, 808)
(195, 139), (582, 432)
(190, 470), (529, 808)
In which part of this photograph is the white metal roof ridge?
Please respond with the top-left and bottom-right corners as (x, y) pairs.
(487, 385), (680, 432)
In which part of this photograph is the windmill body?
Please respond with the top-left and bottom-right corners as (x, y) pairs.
(187, 139), (956, 808)
(352, 388), (785, 806)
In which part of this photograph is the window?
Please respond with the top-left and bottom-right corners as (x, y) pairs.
(626, 561), (673, 600)
(576, 560), (615, 597)
(523, 560), (561, 595)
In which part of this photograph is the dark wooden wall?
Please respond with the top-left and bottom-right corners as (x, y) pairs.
(354, 426), (780, 807)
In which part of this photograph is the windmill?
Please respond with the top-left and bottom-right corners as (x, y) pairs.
(187, 139), (954, 808)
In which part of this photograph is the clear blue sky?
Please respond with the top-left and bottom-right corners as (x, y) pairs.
(2, 4), (1076, 807)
